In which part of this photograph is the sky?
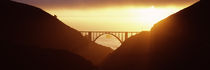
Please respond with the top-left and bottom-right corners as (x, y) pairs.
(13, 0), (199, 49)
(13, 0), (198, 31)
(14, 0), (198, 8)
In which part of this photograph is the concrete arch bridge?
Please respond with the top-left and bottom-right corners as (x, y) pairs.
(80, 31), (140, 43)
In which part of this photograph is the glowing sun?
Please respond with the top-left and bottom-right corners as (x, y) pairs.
(130, 6), (178, 30)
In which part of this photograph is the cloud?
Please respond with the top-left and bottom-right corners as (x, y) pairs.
(13, 0), (199, 9)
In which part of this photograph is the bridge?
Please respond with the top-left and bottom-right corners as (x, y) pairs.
(80, 31), (140, 43)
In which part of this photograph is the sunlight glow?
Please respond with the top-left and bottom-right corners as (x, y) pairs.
(131, 6), (177, 29)
(44, 6), (185, 49)
(46, 6), (182, 31)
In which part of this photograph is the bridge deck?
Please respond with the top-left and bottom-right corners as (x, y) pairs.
(80, 31), (141, 43)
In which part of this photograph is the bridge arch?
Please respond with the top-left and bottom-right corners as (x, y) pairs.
(93, 33), (123, 44)
(80, 31), (140, 44)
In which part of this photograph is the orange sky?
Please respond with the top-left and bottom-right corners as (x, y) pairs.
(14, 0), (199, 31)
(13, 0), (199, 49)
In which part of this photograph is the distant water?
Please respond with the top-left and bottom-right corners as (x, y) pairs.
(95, 34), (122, 50)
(94, 33), (138, 50)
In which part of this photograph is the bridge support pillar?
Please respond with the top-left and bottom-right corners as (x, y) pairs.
(88, 32), (92, 40)
(125, 32), (128, 41)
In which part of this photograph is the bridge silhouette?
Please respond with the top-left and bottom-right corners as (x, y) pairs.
(80, 31), (140, 43)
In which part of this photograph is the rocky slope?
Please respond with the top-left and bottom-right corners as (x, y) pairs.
(1, 1), (112, 70)
(101, 0), (210, 70)
(101, 31), (150, 70)
(150, 0), (210, 70)
(2, 42), (95, 70)
(2, 0), (87, 52)
(1, 0), (113, 67)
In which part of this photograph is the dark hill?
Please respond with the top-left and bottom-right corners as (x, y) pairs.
(1, 1), (96, 70)
(1, 1), (113, 65)
(100, 31), (150, 70)
(2, 42), (95, 70)
(77, 41), (113, 65)
(150, 0), (210, 70)
(1, 0), (87, 52)
(101, 0), (210, 70)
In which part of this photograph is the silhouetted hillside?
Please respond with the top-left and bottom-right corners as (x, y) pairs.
(150, 0), (210, 70)
(1, 1), (114, 69)
(101, 31), (150, 70)
(2, 42), (95, 70)
(1, 1), (97, 70)
(2, 0), (87, 52)
(77, 41), (113, 65)
(101, 0), (210, 70)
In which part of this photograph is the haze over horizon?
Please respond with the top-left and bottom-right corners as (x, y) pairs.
(12, 0), (199, 49)
(3, 0), (210, 70)
(13, 0), (198, 32)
